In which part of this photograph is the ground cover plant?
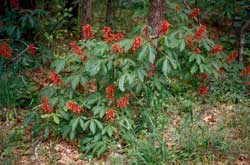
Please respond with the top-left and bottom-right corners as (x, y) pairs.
(0, 0), (250, 164)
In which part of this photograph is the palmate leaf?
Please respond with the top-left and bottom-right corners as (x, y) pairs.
(52, 59), (65, 73)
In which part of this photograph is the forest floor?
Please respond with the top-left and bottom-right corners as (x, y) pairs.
(1, 103), (250, 164)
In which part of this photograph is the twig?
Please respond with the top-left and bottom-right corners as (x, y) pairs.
(183, 0), (200, 24)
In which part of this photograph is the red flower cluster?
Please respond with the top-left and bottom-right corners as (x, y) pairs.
(241, 66), (250, 76)
(111, 44), (124, 54)
(106, 84), (115, 100)
(117, 95), (129, 109)
(82, 24), (94, 40)
(131, 36), (143, 52)
(189, 8), (200, 18)
(210, 44), (223, 55)
(199, 85), (208, 96)
(105, 109), (116, 120)
(194, 25), (206, 40)
(194, 48), (201, 54)
(102, 27), (124, 43)
(66, 101), (83, 114)
(147, 64), (156, 77)
(28, 44), (36, 56)
(10, 0), (19, 9)
(185, 35), (194, 48)
(50, 71), (62, 85)
(227, 51), (239, 63)
(113, 32), (124, 42)
(69, 41), (83, 56)
(147, 71), (154, 77)
(159, 20), (171, 34)
(103, 27), (113, 43)
(0, 42), (12, 59)
(40, 97), (53, 113)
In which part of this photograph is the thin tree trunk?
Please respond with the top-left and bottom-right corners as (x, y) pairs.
(239, 20), (250, 64)
(80, 0), (92, 26)
(105, 0), (112, 26)
(148, 0), (166, 32)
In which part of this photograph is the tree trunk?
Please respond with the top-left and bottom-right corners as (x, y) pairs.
(80, 0), (92, 26)
(239, 20), (250, 64)
(148, 0), (166, 32)
(105, 0), (112, 26)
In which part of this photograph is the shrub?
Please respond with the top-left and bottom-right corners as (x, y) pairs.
(35, 12), (232, 156)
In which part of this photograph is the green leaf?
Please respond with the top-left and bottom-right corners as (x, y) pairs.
(79, 119), (85, 130)
(53, 115), (60, 124)
(191, 65), (198, 74)
(97, 144), (106, 157)
(52, 60), (65, 73)
(71, 118), (79, 131)
(148, 45), (156, 63)
(93, 106), (105, 118)
(71, 76), (80, 90)
(138, 46), (147, 61)
(94, 119), (103, 130)
(162, 57), (169, 76)
(179, 40), (185, 51)
(118, 74), (126, 92)
(90, 120), (96, 134)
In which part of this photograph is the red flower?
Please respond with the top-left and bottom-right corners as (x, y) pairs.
(198, 85), (208, 96)
(150, 64), (155, 71)
(210, 44), (223, 55)
(111, 44), (124, 54)
(175, 5), (180, 12)
(105, 109), (116, 120)
(66, 101), (83, 114)
(227, 51), (239, 63)
(50, 71), (62, 85)
(189, 8), (200, 18)
(200, 72), (208, 82)
(40, 97), (53, 113)
(147, 71), (154, 77)
(113, 32), (124, 42)
(10, 0), (19, 9)
(131, 36), (143, 52)
(241, 66), (250, 76)
(82, 24), (94, 40)
(194, 48), (202, 54)
(28, 44), (36, 56)
(159, 20), (171, 34)
(69, 41), (84, 56)
(103, 27), (113, 43)
(117, 95), (129, 109)
(194, 25), (206, 40)
(106, 84), (115, 100)
(0, 42), (12, 59)
(185, 35), (194, 48)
